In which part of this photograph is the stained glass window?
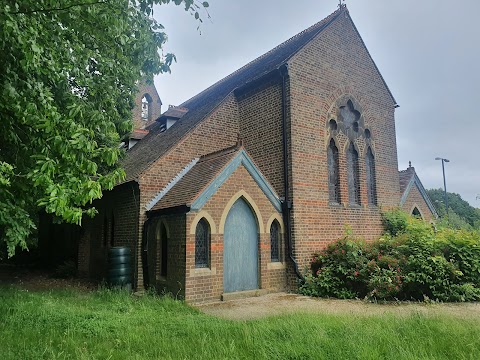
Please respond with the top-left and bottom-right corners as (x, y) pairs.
(328, 139), (341, 203)
(366, 147), (377, 206)
(270, 220), (281, 262)
(195, 219), (210, 268)
(347, 143), (361, 205)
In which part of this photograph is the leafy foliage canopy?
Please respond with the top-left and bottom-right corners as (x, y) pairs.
(0, 0), (207, 256)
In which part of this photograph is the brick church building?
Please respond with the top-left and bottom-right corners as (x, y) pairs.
(74, 5), (436, 303)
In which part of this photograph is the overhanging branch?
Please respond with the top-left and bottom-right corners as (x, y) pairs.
(10, 1), (109, 15)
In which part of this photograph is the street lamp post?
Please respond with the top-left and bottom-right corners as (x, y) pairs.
(435, 157), (450, 220)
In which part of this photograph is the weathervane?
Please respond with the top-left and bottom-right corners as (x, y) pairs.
(339, 0), (345, 7)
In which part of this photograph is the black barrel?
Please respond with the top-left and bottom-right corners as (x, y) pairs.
(107, 247), (132, 289)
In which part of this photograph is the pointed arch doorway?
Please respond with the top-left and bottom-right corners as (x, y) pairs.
(223, 197), (259, 293)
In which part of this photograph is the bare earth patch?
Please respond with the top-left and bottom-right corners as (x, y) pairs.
(0, 265), (95, 292)
(197, 292), (480, 321)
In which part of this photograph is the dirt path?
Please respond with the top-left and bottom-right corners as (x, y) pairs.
(197, 292), (480, 320)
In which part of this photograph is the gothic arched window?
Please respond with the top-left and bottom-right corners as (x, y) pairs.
(347, 143), (361, 205)
(270, 220), (281, 262)
(328, 139), (341, 204)
(365, 147), (377, 206)
(195, 219), (210, 268)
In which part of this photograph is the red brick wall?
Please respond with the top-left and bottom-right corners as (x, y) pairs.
(184, 165), (286, 303)
(287, 13), (401, 269)
(135, 94), (240, 289)
(144, 214), (187, 298)
(77, 182), (140, 283)
(401, 184), (435, 222)
(237, 81), (285, 196)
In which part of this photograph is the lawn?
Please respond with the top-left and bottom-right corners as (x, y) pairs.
(1, 287), (480, 359)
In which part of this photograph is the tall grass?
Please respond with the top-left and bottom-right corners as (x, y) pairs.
(1, 287), (479, 359)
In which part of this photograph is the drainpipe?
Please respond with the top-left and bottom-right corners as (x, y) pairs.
(279, 64), (303, 281)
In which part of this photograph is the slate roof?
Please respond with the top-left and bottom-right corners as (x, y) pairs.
(122, 6), (347, 182)
(149, 147), (239, 211)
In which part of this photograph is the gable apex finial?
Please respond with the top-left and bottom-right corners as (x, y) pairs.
(338, 0), (345, 8)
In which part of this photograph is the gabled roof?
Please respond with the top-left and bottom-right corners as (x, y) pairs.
(147, 147), (281, 214)
(122, 6), (348, 182)
(399, 167), (415, 195)
(399, 167), (438, 218)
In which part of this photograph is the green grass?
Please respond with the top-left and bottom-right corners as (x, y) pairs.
(1, 288), (480, 359)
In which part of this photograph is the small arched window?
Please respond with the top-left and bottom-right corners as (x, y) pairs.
(328, 139), (341, 204)
(365, 147), (377, 206)
(270, 220), (281, 262)
(347, 143), (361, 205)
(195, 219), (210, 268)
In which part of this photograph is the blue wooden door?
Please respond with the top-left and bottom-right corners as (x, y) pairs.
(224, 198), (259, 293)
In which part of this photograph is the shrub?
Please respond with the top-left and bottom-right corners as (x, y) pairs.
(300, 210), (480, 302)
(301, 236), (368, 299)
(381, 208), (409, 236)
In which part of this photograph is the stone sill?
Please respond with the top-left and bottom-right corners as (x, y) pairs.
(189, 267), (216, 278)
(267, 262), (286, 270)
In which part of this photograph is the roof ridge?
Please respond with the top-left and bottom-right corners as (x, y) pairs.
(179, 6), (345, 108)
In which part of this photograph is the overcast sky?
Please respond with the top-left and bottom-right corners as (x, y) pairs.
(153, 0), (480, 207)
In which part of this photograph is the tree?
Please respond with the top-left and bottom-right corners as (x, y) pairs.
(0, 0), (209, 257)
(427, 188), (480, 229)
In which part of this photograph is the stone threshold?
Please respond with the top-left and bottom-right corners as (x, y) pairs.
(221, 289), (269, 302)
